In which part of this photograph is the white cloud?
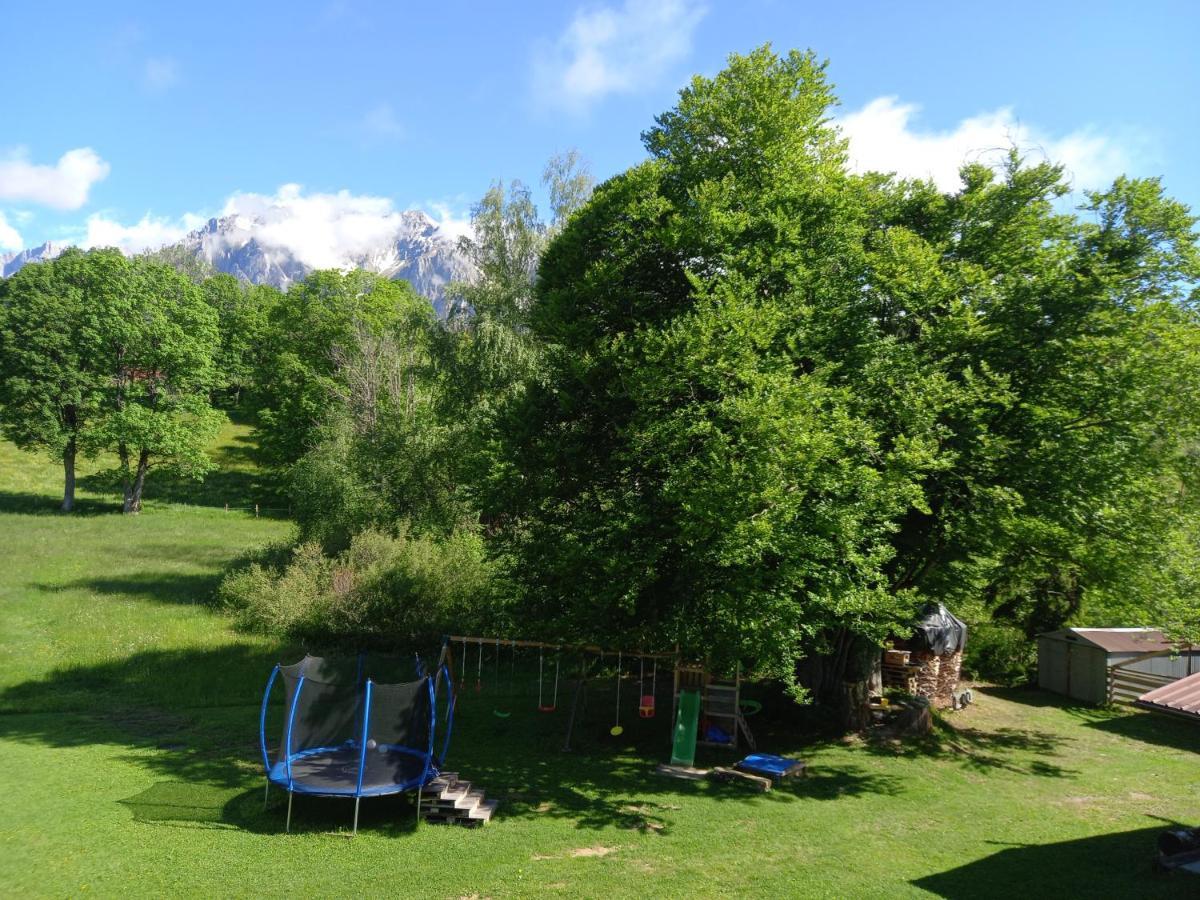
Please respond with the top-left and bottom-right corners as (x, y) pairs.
(535, 0), (706, 113)
(0, 212), (23, 251)
(143, 57), (180, 94)
(838, 97), (1134, 193)
(0, 147), (111, 210)
(219, 184), (407, 269)
(82, 210), (205, 253)
(38, 185), (470, 260)
(421, 200), (473, 242)
(209, 185), (468, 268)
(362, 103), (404, 139)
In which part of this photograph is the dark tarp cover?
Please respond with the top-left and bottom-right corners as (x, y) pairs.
(909, 603), (967, 654)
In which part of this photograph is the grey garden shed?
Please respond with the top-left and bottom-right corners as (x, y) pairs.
(1037, 628), (1200, 705)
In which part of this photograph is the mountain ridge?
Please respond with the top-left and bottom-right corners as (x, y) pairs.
(0, 209), (473, 315)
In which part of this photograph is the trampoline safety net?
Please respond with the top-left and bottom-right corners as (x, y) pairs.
(262, 654), (449, 799)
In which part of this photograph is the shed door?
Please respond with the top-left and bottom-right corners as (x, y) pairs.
(1069, 645), (1105, 704)
(1039, 638), (1069, 696)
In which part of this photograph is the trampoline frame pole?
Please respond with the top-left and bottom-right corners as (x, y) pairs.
(353, 679), (373, 836)
(263, 778), (270, 810)
(415, 782), (422, 829)
(286, 791), (293, 833)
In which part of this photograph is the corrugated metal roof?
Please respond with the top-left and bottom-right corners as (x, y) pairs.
(1136, 671), (1200, 719)
(1041, 627), (1172, 654)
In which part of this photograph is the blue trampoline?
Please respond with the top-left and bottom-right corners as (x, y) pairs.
(259, 651), (455, 833)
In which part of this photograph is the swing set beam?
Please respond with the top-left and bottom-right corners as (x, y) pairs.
(446, 635), (678, 661)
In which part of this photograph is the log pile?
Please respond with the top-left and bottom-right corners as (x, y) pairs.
(912, 651), (941, 699)
(936, 651), (963, 704)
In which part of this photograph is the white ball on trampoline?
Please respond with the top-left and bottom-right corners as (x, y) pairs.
(366, 739), (378, 751)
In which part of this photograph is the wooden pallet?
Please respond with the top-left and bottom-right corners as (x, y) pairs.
(881, 662), (919, 694)
(709, 766), (771, 792)
(420, 772), (498, 826)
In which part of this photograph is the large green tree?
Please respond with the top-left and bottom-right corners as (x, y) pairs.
(201, 274), (278, 404)
(491, 46), (1200, 714)
(870, 166), (1200, 636)
(0, 249), (120, 510)
(92, 257), (224, 513)
(253, 270), (418, 470)
(287, 285), (461, 549)
(440, 154), (594, 520)
(0, 250), (225, 513)
(494, 50), (929, 704)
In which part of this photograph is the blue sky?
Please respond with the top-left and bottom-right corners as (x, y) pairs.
(1, 0), (1197, 254)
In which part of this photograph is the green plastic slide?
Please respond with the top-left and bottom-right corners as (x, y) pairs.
(670, 689), (701, 767)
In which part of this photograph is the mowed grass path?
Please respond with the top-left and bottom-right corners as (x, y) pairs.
(1, 429), (1199, 897)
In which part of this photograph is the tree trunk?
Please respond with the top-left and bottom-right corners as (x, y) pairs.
(61, 436), (77, 512)
(837, 678), (871, 732)
(119, 443), (133, 514)
(124, 449), (150, 515)
(795, 628), (876, 732)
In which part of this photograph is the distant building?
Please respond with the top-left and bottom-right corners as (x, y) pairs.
(1037, 628), (1200, 705)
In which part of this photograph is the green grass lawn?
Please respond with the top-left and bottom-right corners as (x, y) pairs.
(1, 430), (1199, 898)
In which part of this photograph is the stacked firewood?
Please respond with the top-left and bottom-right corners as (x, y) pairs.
(936, 651), (963, 704)
(912, 651), (941, 698)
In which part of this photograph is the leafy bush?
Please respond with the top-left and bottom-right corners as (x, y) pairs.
(963, 621), (1036, 685)
(219, 526), (496, 643)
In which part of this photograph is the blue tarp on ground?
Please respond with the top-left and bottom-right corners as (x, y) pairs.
(736, 753), (804, 779)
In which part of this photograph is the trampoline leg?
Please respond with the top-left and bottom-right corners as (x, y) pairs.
(286, 791), (293, 834)
(353, 796), (360, 835)
(263, 778), (270, 810)
(415, 784), (422, 830)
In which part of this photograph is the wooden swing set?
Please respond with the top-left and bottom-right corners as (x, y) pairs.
(445, 635), (754, 752)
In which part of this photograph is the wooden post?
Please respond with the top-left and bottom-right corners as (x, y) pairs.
(255, 503), (259, 518)
(224, 503), (228, 512)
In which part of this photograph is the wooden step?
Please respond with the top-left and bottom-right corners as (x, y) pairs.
(423, 789), (483, 812)
(423, 782), (472, 803)
(426, 773), (459, 792)
(419, 772), (495, 826)
(467, 799), (498, 821)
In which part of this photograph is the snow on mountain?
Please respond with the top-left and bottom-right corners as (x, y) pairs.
(1, 241), (67, 278)
(176, 207), (473, 314)
(0, 210), (473, 315)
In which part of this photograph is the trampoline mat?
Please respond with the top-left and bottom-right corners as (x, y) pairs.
(270, 746), (428, 795)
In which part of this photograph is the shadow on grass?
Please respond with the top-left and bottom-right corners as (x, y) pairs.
(0, 490), (120, 516)
(118, 781), (421, 836)
(35, 571), (228, 606)
(0, 643), (899, 837)
(864, 714), (1078, 778)
(911, 824), (1190, 899)
(1084, 711), (1200, 755)
(979, 685), (1200, 756)
(76, 465), (286, 515)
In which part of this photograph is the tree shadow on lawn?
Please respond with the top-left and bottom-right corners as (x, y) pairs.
(76, 466), (286, 515)
(863, 715), (1078, 779)
(910, 823), (1191, 899)
(118, 779), (422, 837)
(0, 644), (901, 837)
(35, 571), (229, 607)
(1083, 710), (1200, 755)
(980, 685), (1200, 756)
(0, 489), (120, 516)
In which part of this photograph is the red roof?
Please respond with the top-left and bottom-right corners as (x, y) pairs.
(1136, 671), (1200, 718)
(1057, 628), (1172, 654)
